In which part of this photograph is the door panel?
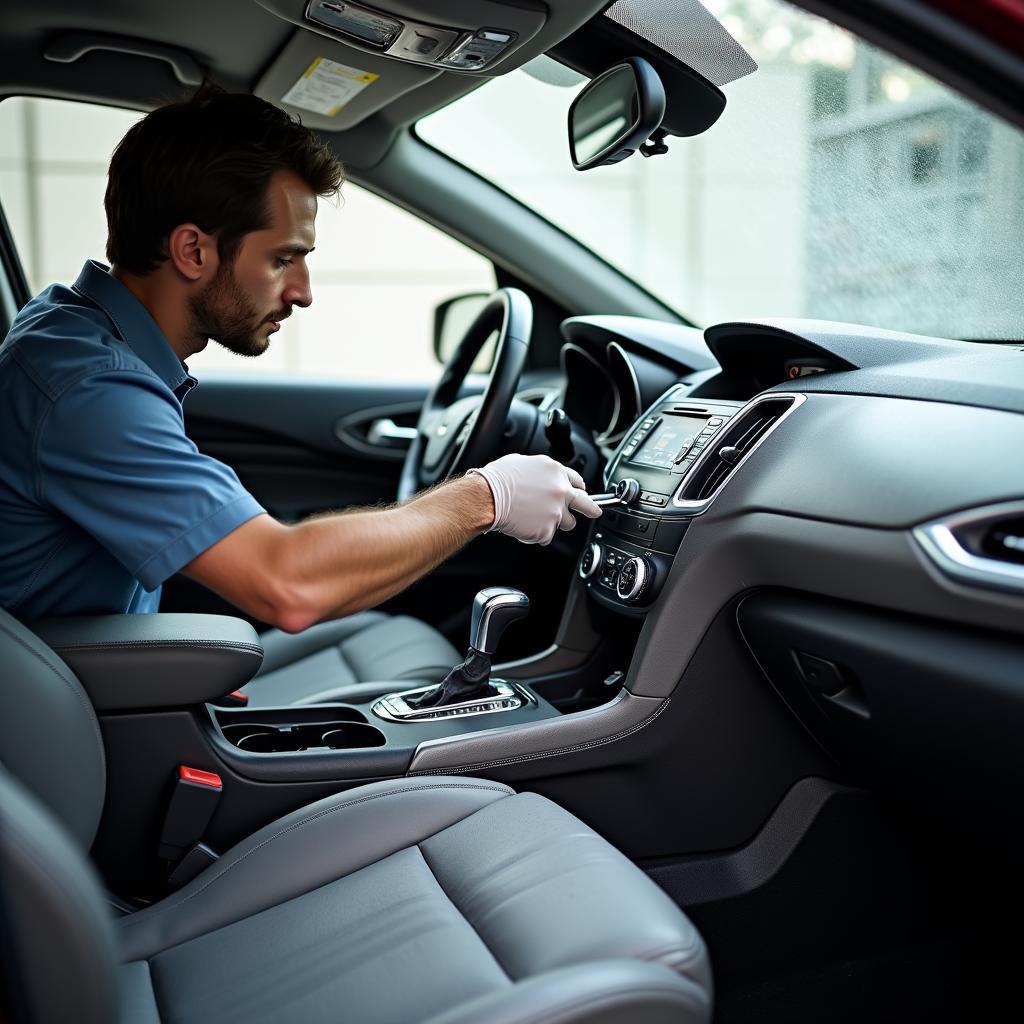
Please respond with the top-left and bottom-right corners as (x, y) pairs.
(182, 377), (427, 520)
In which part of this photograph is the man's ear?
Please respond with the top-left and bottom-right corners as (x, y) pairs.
(167, 223), (218, 283)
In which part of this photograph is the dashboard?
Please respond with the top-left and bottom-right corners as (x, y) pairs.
(554, 311), (1024, 845)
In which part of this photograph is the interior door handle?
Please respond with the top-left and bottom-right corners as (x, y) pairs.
(367, 418), (417, 445)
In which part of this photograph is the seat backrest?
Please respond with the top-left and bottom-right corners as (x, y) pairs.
(0, 609), (106, 851)
(0, 764), (120, 1024)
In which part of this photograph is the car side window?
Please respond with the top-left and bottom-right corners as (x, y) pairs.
(0, 96), (495, 381)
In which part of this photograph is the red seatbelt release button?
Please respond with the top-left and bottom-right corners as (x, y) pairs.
(178, 765), (223, 789)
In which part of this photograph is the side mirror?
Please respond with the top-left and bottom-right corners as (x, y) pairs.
(433, 292), (496, 370)
(568, 57), (666, 171)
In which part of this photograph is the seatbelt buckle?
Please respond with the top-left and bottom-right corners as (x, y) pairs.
(166, 841), (219, 891)
(158, 765), (222, 861)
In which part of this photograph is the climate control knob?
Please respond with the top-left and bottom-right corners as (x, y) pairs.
(579, 542), (603, 580)
(616, 556), (653, 602)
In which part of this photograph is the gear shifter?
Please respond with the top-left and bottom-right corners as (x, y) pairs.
(406, 588), (530, 709)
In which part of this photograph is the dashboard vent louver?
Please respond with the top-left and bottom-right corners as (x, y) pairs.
(675, 395), (803, 508)
(914, 502), (1024, 596)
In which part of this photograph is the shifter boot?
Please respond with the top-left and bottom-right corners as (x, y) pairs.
(407, 649), (493, 709)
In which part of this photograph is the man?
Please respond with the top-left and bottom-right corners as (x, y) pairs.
(0, 85), (600, 638)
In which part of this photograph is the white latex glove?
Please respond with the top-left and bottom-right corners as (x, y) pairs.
(468, 454), (602, 546)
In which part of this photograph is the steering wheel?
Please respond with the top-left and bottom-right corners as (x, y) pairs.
(398, 288), (533, 502)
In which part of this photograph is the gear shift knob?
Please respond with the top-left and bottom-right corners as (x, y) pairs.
(470, 587), (530, 656)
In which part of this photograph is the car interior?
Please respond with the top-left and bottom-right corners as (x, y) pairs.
(2, 0), (1024, 1021)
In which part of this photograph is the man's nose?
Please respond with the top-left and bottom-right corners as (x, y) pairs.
(283, 265), (312, 309)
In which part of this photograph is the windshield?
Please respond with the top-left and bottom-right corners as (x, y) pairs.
(418, 0), (1024, 340)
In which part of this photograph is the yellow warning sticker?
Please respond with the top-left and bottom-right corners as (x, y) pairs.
(282, 58), (379, 117)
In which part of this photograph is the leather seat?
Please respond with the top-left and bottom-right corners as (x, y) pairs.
(247, 611), (461, 707)
(0, 608), (714, 1024)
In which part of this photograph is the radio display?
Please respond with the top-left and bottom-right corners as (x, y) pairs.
(630, 415), (709, 469)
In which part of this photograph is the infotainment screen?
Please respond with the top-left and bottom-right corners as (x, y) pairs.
(630, 415), (709, 469)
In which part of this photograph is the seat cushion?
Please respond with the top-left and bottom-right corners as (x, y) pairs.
(244, 612), (461, 707)
(118, 777), (712, 1024)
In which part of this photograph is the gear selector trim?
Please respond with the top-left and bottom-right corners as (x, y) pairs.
(372, 679), (535, 722)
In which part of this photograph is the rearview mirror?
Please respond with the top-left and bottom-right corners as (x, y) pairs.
(568, 57), (666, 171)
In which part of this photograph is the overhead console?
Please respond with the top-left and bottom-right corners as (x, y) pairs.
(253, 0), (609, 131)
(258, 0), (547, 73)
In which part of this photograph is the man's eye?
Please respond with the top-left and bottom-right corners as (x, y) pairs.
(276, 257), (293, 268)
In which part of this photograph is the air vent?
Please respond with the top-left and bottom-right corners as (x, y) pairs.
(915, 502), (1024, 595)
(673, 394), (805, 512)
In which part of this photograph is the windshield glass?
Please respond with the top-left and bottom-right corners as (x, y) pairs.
(418, 0), (1024, 339)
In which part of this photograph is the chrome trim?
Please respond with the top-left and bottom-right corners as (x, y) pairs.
(367, 418), (417, 444)
(470, 587), (530, 655)
(615, 556), (649, 601)
(516, 386), (561, 412)
(591, 478), (641, 507)
(913, 500), (1024, 595)
(579, 542), (603, 580)
(671, 392), (807, 515)
(372, 680), (534, 722)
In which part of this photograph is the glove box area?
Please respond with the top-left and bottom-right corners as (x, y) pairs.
(737, 588), (1024, 846)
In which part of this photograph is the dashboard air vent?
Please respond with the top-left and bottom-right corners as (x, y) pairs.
(915, 502), (1024, 595)
(673, 394), (804, 511)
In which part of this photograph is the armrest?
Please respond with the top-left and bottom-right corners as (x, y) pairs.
(31, 614), (263, 711)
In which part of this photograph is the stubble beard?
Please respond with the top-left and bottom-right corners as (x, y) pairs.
(190, 262), (272, 358)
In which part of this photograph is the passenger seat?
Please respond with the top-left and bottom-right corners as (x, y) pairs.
(0, 608), (712, 1023)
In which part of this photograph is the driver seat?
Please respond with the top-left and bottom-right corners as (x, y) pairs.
(244, 613), (461, 707)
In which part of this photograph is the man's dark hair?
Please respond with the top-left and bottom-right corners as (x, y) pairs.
(105, 84), (344, 274)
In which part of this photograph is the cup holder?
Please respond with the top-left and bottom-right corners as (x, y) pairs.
(222, 721), (386, 753)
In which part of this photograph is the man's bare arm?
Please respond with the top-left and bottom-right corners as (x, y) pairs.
(183, 473), (494, 633)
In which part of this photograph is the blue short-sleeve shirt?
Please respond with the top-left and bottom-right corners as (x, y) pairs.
(0, 260), (265, 620)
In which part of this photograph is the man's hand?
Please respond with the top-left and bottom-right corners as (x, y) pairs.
(469, 453), (602, 545)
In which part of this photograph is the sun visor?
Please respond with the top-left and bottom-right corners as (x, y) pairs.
(255, 29), (440, 131)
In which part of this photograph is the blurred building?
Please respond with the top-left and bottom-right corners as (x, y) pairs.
(806, 46), (1024, 337)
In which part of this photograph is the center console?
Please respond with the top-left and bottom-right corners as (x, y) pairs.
(581, 387), (743, 614)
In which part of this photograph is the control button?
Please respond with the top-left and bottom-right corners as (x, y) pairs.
(635, 519), (651, 534)
(640, 491), (668, 507)
(479, 29), (512, 42)
(407, 32), (440, 54)
(708, 416), (724, 426)
(600, 572), (617, 588)
(604, 550), (620, 567)
(616, 556), (653, 602)
(579, 542), (603, 580)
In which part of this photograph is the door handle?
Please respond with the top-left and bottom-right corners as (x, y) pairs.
(367, 418), (418, 445)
